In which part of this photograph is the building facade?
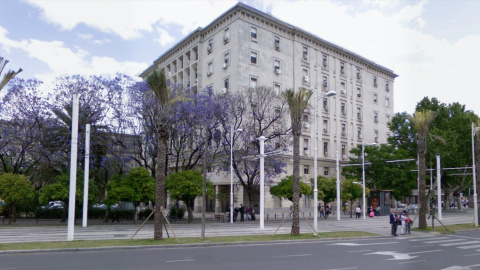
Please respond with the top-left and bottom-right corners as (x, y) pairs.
(141, 3), (397, 213)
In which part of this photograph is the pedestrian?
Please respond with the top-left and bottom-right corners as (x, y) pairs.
(355, 205), (361, 218)
(239, 204), (245, 222)
(251, 207), (255, 220)
(111, 208), (120, 223)
(405, 213), (411, 234)
(390, 210), (398, 236)
(246, 206), (251, 221)
(400, 210), (407, 235)
(325, 204), (330, 219)
(317, 203), (321, 219)
(377, 206), (381, 217)
(320, 205), (324, 218)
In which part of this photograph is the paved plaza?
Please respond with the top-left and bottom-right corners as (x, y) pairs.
(0, 209), (476, 244)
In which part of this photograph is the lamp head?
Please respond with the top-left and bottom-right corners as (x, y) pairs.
(325, 90), (337, 97)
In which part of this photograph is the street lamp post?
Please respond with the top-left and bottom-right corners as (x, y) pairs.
(313, 90), (336, 231)
(362, 141), (376, 219)
(472, 122), (480, 226)
(230, 126), (243, 224)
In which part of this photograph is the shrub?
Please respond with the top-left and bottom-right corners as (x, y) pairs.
(138, 208), (153, 219)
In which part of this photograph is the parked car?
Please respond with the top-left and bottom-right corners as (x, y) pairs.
(397, 202), (406, 208)
(92, 203), (107, 210)
(47, 201), (64, 209)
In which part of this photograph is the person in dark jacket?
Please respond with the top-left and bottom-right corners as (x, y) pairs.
(239, 204), (245, 222)
(389, 210), (398, 236)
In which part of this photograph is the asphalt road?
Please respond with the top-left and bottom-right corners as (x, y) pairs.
(2, 230), (480, 270)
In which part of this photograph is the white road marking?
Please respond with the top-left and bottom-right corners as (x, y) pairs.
(423, 239), (464, 244)
(366, 251), (418, 260)
(440, 241), (480, 247)
(166, 259), (195, 263)
(464, 253), (480, 257)
(398, 260), (426, 264)
(274, 254), (311, 258)
(458, 244), (480, 249)
(407, 250), (443, 255)
(348, 249), (371, 253)
(411, 245), (434, 248)
(330, 242), (397, 246)
(463, 263), (480, 268)
(409, 237), (451, 242)
(322, 267), (357, 270)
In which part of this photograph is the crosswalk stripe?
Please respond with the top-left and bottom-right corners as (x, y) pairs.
(440, 241), (480, 247)
(458, 244), (480, 249)
(424, 239), (464, 244)
(409, 237), (451, 242)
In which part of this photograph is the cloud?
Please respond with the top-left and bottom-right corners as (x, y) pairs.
(267, 0), (480, 114)
(155, 27), (175, 47)
(26, 0), (238, 40)
(77, 33), (111, 45)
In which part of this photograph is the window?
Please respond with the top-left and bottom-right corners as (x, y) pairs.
(386, 115), (390, 123)
(250, 26), (257, 39)
(341, 144), (346, 158)
(385, 98), (390, 108)
(250, 76), (258, 89)
(373, 93), (378, 103)
(323, 142), (329, 156)
(224, 78), (229, 91)
(302, 69), (309, 82)
(224, 28), (230, 43)
(250, 51), (258, 65)
(357, 107), (362, 120)
(207, 39), (213, 53)
(323, 119), (328, 133)
(207, 62), (213, 76)
(323, 98), (328, 111)
(304, 165), (310, 175)
(274, 59), (281, 74)
(303, 138), (309, 155)
(274, 83), (281, 96)
(341, 102), (346, 116)
(303, 46), (308, 60)
(386, 82), (390, 92)
(374, 76), (378, 87)
(375, 130), (379, 143)
(356, 68), (361, 80)
(324, 167), (329, 176)
(323, 76), (328, 88)
(341, 82), (346, 94)
(322, 55), (328, 67)
(340, 62), (345, 74)
(374, 112), (378, 122)
(357, 87), (362, 98)
(224, 52), (230, 65)
(274, 36), (280, 50)
(303, 115), (309, 123)
(358, 127), (362, 139)
(341, 123), (346, 136)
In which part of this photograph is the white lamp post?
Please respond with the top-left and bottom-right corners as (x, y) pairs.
(472, 122), (480, 226)
(362, 141), (376, 219)
(230, 126), (243, 223)
(313, 90), (336, 231)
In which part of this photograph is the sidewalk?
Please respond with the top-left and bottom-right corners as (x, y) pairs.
(0, 209), (476, 244)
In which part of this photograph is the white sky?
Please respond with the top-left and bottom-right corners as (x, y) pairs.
(0, 0), (479, 115)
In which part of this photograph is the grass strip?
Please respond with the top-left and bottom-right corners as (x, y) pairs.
(413, 223), (479, 234)
(0, 231), (376, 251)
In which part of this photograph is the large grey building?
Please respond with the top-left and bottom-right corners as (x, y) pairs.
(141, 3), (397, 212)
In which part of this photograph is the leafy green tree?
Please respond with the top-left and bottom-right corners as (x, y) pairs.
(410, 110), (436, 229)
(106, 167), (155, 223)
(282, 88), (312, 236)
(147, 69), (188, 240)
(0, 57), (22, 94)
(39, 172), (97, 222)
(341, 179), (368, 218)
(311, 176), (337, 212)
(343, 144), (416, 200)
(269, 175), (312, 202)
(165, 170), (213, 223)
(0, 173), (35, 224)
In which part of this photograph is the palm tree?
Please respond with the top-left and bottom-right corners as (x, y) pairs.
(282, 88), (312, 235)
(0, 57), (22, 93)
(410, 110), (436, 229)
(147, 70), (187, 240)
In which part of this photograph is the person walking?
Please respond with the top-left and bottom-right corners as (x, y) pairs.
(400, 210), (407, 235)
(390, 210), (398, 236)
(320, 205), (325, 218)
(376, 205), (381, 217)
(355, 205), (361, 218)
(325, 204), (330, 219)
(317, 203), (321, 219)
(111, 209), (120, 223)
(405, 212), (411, 234)
(239, 204), (245, 222)
(245, 206), (251, 221)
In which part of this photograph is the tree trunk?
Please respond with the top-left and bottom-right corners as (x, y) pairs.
(104, 207), (110, 223)
(187, 202), (194, 223)
(418, 140), (428, 229)
(291, 132), (300, 235)
(154, 130), (168, 240)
